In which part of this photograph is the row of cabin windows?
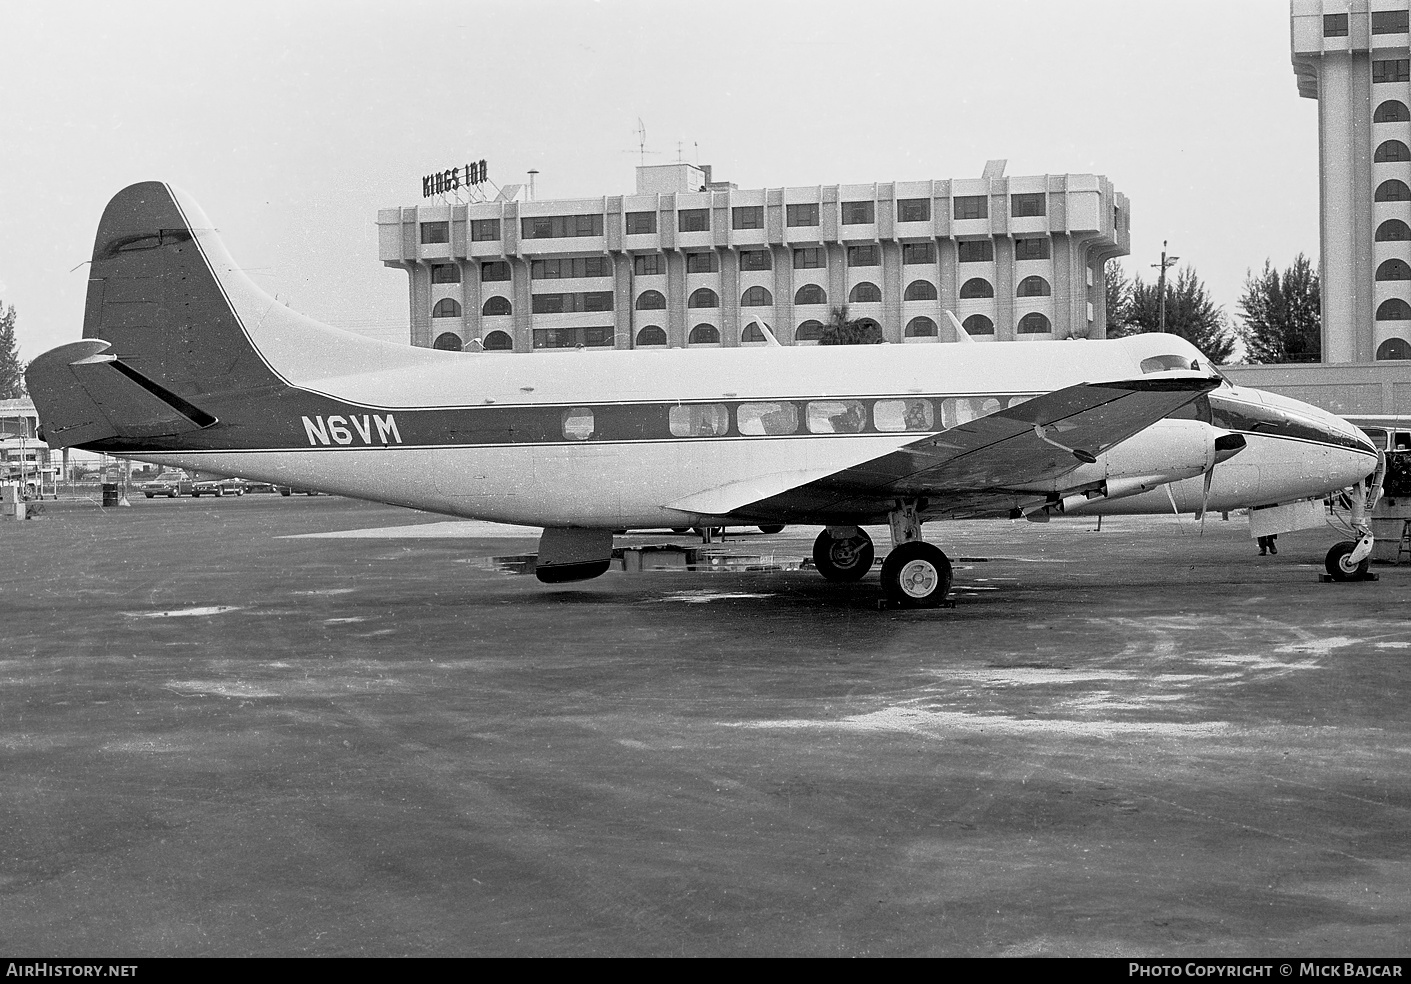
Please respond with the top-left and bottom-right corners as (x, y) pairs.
(421, 196), (1052, 245)
(1325, 11), (1409, 36)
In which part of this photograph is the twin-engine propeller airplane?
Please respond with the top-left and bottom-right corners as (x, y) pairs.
(25, 183), (1383, 607)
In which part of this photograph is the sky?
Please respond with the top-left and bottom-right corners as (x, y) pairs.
(0, 0), (1317, 359)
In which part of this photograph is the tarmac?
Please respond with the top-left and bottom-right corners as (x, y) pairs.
(2, 494), (1410, 957)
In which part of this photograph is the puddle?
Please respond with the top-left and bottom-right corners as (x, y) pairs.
(651, 591), (778, 604)
(124, 606), (240, 618)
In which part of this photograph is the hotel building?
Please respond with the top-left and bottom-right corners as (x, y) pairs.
(377, 162), (1129, 352)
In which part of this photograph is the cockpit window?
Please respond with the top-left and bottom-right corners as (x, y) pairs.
(1140, 354), (1194, 373)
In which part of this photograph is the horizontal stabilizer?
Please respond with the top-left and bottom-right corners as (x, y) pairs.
(25, 339), (218, 450)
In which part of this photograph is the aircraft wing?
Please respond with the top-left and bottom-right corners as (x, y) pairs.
(668, 375), (1219, 521)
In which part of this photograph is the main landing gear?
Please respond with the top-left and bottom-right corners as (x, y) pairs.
(812, 501), (953, 608)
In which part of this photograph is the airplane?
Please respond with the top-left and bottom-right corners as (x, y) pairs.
(24, 182), (1384, 607)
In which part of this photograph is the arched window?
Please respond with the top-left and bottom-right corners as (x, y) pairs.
(482, 330), (513, 351)
(688, 323), (720, 344)
(849, 282), (882, 303)
(1377, 298), (1411, 320)
(1376, 100), (1411, 122)
(1017, 312), (1052, 334)
(963, 314), (994, 336)
(1378, 219), (1411, 241)
(1376, 179), (1411, 202)
(905, 316), (937, 337)
(741, 286), (773, 307)
(636, 325), (667, 347)
(1378, 259), (1411, 281)
(1377, 337), (1411, 360)
(688, 288), (719, 308)
(904, 280), (938, 301)
(1376, 140), (1411, 163)
(432, 298), (461, 318)
(482, 296), (511, 316)
(636, 290), (666, 310)
(742, 322), (767, 343)
(795, 284), (827, 305)
(795, 320), (824, 342)
(959, 278), (994, 299)
(1016, 276), (1051, 297)
(432, 332), (463, 351)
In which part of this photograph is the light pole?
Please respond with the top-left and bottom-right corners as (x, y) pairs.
(1152, 240), (1180, 333)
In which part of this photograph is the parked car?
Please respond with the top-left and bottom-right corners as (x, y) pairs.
(138, 470), (190, 498)
(274, 485), (322, 496)
(190, 477), (246, 497)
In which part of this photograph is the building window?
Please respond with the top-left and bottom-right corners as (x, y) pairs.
(482, 296), (511, 316)
(481, 261), (511, 282)
(1018, 312), (1052, 333)
(841, 201), (875, 224)
(535, 327), (614, 350)
(470, 219), (500, 242)
(432, 332), (463, 351)
(688, 324), (720, 345)
(688, 287), (718, 308)
(739, 249), (772, 271)
(1011, 193), (1046, 218)
(957, 240), (994, 263)
(953, 195), (988, 220)
(432, 298), (462, 318)
(1373, 10), (1409, 34)
(786, 203), (820, 227)
(678, 208), (709, 232)
(483, 330), (513, 351)
(1014, 237), (1051, 260)
(636, 326), (667, 347)
(523, 214), (604, 239)
(741, 322), (767, 343)
(741, 286), (773, 306)
(904, 280), (938, 301)
(902, 242), (935, 264)
(849, 282), (882, 303)
(686, 252), (719, 273)
(1377, 338), (1411, 359)
(1376, 140), (1411, 163)
(1377, 259), (1411, 281)
(795, 320), (824, 342)
(1376, 100), (1411, 122)
(732, 206), (764, 230)
(795, 284), (827, 305)
(532, 257), (612, 279)
(963, 314), (994, 335)
(1324, 13), (1348, 36)
(1376, 179), (1411, 201)
(1377, 298), (1411, 320)
(634, 254), (664, 276)
(1017, 275), (1051, 297)
(793, 247), (824, 269)
(626, 211), (657, 235)
(533, 291), (614, 314)
(846, 245), (879, 267)
(636, 290), (666, 310)
(959, 278), (994, 299)
(431, 263), (461, 284)
(1374, 59), (1410, 83)
(420, 222), (449, 244)
(897, 198), (931, 223)
(905, 317), (937, 338)
(1377, 219), (1411, 241)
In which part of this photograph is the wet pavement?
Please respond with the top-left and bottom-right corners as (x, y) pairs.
(2, 495), (1410, 956)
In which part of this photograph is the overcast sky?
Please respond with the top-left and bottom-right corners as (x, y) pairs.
(0, 0), (1316, 358)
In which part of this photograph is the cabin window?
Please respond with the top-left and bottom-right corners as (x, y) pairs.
(562, 408), (595, 441)
(669, 404), (730, 438)
(873, 399), (936, 432)
(737, 402), (799, 436)
(941, 397), (1001, 428)
(807, 400), (867, 434)
(1140, 354), (1195, 373)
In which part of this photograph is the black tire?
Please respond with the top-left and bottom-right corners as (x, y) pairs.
(671, 527), (690, 534)
(144, 493), (154, 499)
(812, 529), (875, 582)
(1325, 541), (1369, 581)
(214, 488), (224, 497)
(168, 492), (176, 498)
(280, 489), (291, 496)
(880, 541), (953, 608)
(758, 525), (785, 535)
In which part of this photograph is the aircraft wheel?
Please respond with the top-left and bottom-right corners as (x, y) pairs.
(758, 525), (785, 534)
(880, 541), (952, 608)
(1325, 541), (1369, 581)
(812, 528), (874, 582)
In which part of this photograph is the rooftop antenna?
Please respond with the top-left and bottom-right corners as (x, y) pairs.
(622, 119), (661, 166)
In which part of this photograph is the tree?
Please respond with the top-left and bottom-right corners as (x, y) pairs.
(819, 304), (883, 345)
(0, 303), (23, 399)
(1104, 261), (1134, 337)
(1237, 254), (1321, 364)
(1114, 266), (1237, 364)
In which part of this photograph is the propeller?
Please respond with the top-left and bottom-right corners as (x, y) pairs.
(1196, 432), (1247, 533)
